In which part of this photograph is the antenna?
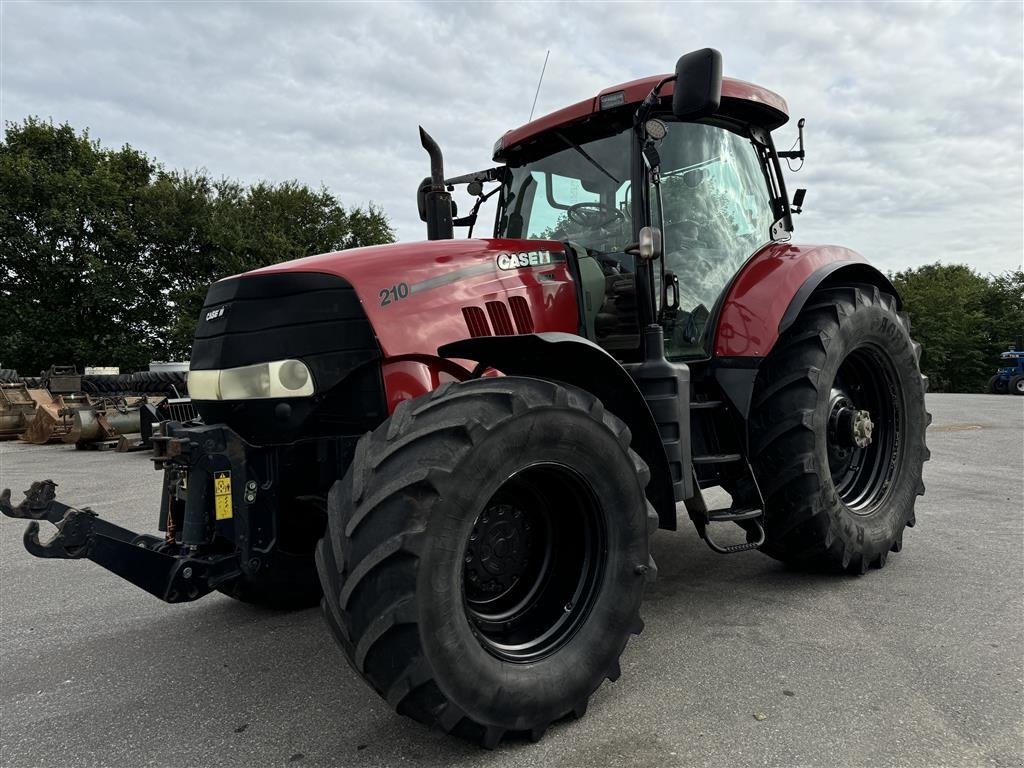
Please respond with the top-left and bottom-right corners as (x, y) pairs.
(528, 50), (550, 122)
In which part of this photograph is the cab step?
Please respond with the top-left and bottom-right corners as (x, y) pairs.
(694, 507), (765, 554)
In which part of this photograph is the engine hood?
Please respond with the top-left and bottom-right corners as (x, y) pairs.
(241, 238), (580, 361)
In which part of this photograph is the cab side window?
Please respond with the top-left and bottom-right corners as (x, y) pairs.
(653, 122), (775, 358)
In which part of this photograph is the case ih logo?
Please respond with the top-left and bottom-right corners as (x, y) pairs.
(496, 250), (556, 270)
(205, 306), (227, 322)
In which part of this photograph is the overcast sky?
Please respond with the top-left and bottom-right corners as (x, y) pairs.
(3, 0), (1022, 274)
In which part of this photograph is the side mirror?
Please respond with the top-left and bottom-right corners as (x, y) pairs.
(638, 226), (662, 261)
(672, 48), (722, 120)
(416, 177), (431, 222)
(417, 177), (457, 223)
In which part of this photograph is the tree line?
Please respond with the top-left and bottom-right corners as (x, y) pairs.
(0, 118), (395, 374)
(1, 119), (1019, 393)
(890, 264), (1023, 393)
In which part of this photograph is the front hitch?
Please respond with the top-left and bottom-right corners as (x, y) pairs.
(1, 480), (240, 603)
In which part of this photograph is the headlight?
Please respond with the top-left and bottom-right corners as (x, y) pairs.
(187, 360), (315, 400)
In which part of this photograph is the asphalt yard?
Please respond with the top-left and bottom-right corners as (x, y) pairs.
(1, 393), (1021, 767)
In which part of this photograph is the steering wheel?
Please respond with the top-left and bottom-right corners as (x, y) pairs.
(567, 202), (624, 228)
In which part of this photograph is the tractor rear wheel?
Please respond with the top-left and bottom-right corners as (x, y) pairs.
(748, 286), (930, 573)
(1009, 375), (1024, 395)
(315, 377), (656, 747)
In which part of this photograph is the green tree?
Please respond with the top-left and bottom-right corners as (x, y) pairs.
(0, 118), (395, 374)
(890, 263), (1024, 393)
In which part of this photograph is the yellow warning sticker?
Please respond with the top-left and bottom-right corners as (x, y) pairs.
(213, 470), (233, 520)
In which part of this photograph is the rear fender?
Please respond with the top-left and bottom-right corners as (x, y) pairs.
(778, 261), (901, 336)
(439, 333), (677, 530)
(714, 243), (895, 358)
(713, 252), (900, 419)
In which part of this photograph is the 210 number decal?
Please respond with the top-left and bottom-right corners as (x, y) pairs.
(379, 282), (410, 306)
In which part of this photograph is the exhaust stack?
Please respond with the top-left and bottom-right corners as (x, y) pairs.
(417, 127), (454, 240)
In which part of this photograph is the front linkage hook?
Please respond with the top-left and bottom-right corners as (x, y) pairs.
(2, 481), (97, 558)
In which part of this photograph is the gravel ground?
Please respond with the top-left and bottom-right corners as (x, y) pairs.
(1, 393), (1021, 768)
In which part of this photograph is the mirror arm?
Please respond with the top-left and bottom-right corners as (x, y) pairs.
(635, 75), (676, 128)
(777, 117), (806, 159)
(444, 166), (506, 187)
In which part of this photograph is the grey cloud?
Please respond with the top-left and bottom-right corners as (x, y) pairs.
(3, 0), (1021, 274)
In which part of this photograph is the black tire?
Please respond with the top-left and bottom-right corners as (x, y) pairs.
(748, 285), (930, 573)
(1010, 375), (1024, 396)
(0, 368), (19, 383)
(987, 375), (1001, 394)
(217, 497), (325, 609)
(316, 377), (656, 748)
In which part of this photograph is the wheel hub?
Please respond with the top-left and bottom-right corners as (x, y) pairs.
(464, 504), (533, 599)
(829, 394), (873, 450)
(461, 463), (606, 663)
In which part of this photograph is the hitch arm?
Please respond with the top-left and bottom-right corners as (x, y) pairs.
(1, 481), (240, 603)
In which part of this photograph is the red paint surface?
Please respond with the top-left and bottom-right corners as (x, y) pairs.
(498, 76), (788, 155)
(713, 243), (868, 357)
(380, 358), (459, 411)
(249, 236), (579, 369)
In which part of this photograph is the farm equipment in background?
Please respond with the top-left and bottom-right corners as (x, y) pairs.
(64, 396), (150, 448)
(2, 49), (930, 748)
(19, 392), (91, 444)
(987, 342), (1024, 395)
(139, 397), (199, 446)
(0, 384), (38, 439)
(0, 364), (193, 444)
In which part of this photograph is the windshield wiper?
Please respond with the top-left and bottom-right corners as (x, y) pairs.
(553, 131), (620, 185)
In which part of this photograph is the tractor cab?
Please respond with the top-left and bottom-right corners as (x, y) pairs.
(421, 51), (801, 365)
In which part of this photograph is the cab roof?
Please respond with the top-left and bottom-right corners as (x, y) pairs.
(494, 74), (789, 162)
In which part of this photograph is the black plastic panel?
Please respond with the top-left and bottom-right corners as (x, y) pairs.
(189, 272), (386, 445)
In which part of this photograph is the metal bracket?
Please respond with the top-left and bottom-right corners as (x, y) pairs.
(1, 481), (240, 602)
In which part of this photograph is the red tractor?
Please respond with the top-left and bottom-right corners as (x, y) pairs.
(2, 50), (929, 747)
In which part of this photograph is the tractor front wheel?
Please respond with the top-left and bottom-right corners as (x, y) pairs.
(316, 377), (656, 747)
(988, 375), (1008, 394)
(748, 286), (930, 573)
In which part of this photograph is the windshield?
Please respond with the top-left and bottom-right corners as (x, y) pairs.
(495, 131), (634, 251)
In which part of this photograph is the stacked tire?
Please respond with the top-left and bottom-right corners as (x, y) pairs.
(130, 371), (188, 397)
(78, 371), (188, 398)
(82, 373), (135, 395)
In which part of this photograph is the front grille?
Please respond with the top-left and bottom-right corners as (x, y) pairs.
(190, 271), (385, 443)
(192, 272), (374, 370)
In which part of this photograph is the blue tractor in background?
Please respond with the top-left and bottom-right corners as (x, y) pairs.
(988, 343), (1024, 395)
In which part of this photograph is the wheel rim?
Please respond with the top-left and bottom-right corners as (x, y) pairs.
(826, 344), (905, 514)
(461, 463), (606, 663)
